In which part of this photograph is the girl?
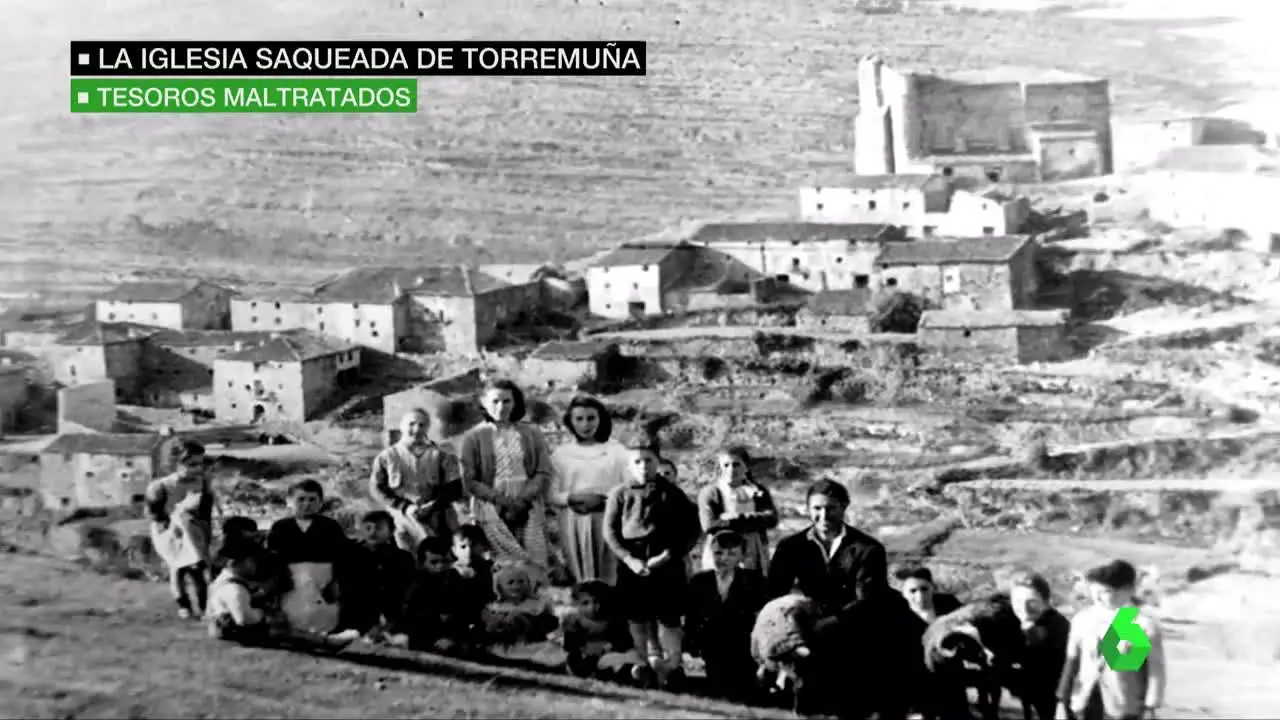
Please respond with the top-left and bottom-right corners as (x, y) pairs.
(548, 395), (630, 584)
(696, 446), (778, 575)
(144, 440), (216, 619)
(460, 379), (555, 572)
(602, 441), (702, 690)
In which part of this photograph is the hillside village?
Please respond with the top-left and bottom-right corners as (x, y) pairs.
(0, 54), (1278, 524)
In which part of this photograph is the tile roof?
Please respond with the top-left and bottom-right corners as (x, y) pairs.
(807, 173), (937, 191)
(1152, 145), (1280, 175)
(592, 243), (683, 268)
(42, 432), (166, 457)
(806, 289), (874, 316)
(219, 331), (355, 363)
(311, 265), (509, 303)
(54, 320), (157, 346)
(690, 222), (898, 244)
(96, 280), (226, 303)
(479, 263), (557, 284)
(876, 236), (1030, 266)
(528, 340), (618, 361)
(148, 329), (277, 347)
(919, 309), (1069, 330)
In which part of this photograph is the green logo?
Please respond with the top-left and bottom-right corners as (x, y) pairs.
(1099, 606), (1152, 672)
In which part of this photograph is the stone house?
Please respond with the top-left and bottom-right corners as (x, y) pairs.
(142, 329), (276, 408)
(1144, 147), (1280, 253)
(794, 289), (875, 333)
(0, 363), (27, 432)
(212, 331), (360, 424)
(798, 174), (1030, 238)
(480, 263), (585, 312)
(873, 235), (1037, 311)
(1116, 116), (1269, 169)
(231, 266), (535, 356)
(586, 242), (693, 319)
(403, 265), (540, 355)
(95, 279), (235, 331)
(918, 309), (1070, 364)
(689, 223), (906, 293)
(46, 321), (156, 403)
(38, 432), (167, 511)
(522, 340), (621, 391)
(854, 56), (1113, 182)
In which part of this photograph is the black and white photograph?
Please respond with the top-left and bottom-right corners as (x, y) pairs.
(1, 0), (1278, 718)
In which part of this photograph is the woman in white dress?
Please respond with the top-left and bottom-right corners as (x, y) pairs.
(547, 395), (630, 585)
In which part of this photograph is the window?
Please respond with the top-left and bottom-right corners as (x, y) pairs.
(318, 322), (325, 331)
(982, 227), (995, 235)
(603, 283), (611, 290)
(835, 257), (844, 264)
(124, 460), (133, 469)
(227, 380), (233, 388)
(370, 321), (377, 328)
(902, 202), (910, 210)
(251, 316), (258, 323)
(84, 471), (95, 479)
(855, 275), (869, 288)
(942, 167), (954, 177)
(641, 264), (650, 271)
(923, 226), (936, 237)
(776, 274), (790, 283)
(962, 329), (972, 338)
(316, 306), (323, 314)
(107, 313), (116, 320)
(68, 364), (76, 377)
(151, 313), (158, 321)
(274, 317), (282, 325)
(868, 200), (878, 210)
(354, 319), (361, 327)
(250, 301), (258, 309)
(371, 331), (380, 338)
(885, 277), (898, 287)
(131, 494), (144, 503)
(791, 258), (801, 269)
(632, 283), (639, 290)
(816, 203), (824, 211)
(274, 302), (281, 310)
(352, 303), (360, 310)
(985, 168), (1002, 183)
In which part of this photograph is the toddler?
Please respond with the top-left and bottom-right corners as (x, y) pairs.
(348, 510), (417, 635)
(397, 536), (477, 654)
(453, 524), (496, 612)
(561, 579), (634, 679)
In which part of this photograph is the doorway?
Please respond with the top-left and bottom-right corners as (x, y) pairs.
(252, 404), (266, 424)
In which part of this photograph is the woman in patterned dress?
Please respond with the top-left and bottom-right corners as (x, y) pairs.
(460, 379), (555, 573)
(547, 395), (630, 585)
(369, 407), (464, 552)
(695, 445), (778, 574)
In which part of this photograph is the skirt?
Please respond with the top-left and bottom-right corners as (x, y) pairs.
(280, 562), (341, 634)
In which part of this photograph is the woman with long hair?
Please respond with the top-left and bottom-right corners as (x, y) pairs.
(459, 379), (555, 572)
(548, 395), (630, 584)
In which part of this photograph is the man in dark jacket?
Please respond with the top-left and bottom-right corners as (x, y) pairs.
(767, 479), (922, 720)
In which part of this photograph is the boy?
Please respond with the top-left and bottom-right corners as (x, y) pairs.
(206, 537), (358, 652)
(347, 510), (417, 635)
(685, 529), (769, 704)
(266, 480), (355, 632)
(1057, 560), (1165, 720)
(452, 524), (495, 613)
(396, 536), (478, 655)
(601, 442), (702, 690)
(561, 579), (633, 679)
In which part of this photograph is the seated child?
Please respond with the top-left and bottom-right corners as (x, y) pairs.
(602, 442), (702, 690)
(396, 536), (479, 655)
(1057, 559), (1165, 720)
(347, 510), (417, 636)
(206, 538), (358, 652)
(211, 516), (262, 574)
(685, 529), (769, 704)
(560, 579), (635, 680)
(214, 516), (291, 607)
(482, 561), (558, 648)
(452, 524), (495, 614)
(266, 480), (354, 633)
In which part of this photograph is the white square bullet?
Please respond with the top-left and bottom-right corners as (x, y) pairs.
(77, 53), (91, 66)
(76, 92), (89, 104)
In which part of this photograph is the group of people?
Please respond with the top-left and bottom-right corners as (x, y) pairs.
(140, 378), (1166, 720)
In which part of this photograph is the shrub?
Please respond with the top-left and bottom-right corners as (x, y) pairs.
(870, 291), (926, 333)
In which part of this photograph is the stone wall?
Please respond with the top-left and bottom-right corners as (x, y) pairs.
(583, 304), (800, 336)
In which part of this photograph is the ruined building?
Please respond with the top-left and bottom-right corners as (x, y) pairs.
(853, 56), (1113, 183)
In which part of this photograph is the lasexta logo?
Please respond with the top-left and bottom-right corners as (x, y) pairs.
(1099, 606), (1152, 672)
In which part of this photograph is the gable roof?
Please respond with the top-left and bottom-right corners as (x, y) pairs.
(219, 331), (355, 363)
(42, 433), (165, 457)
(311, 265), (509, 303)
(479, 263), (558, 284)
(808, 173), (937, 191)
(54, 320), (157, 346)
(97, 279), (228, 303)
(592, 243), (683, 269)
(690, 222), (898, 244)
(919, 309), (1069, 329)
(806, 289), (874, 316)
(148, 329), (277, 348)
(876, 236), (1031, 266)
